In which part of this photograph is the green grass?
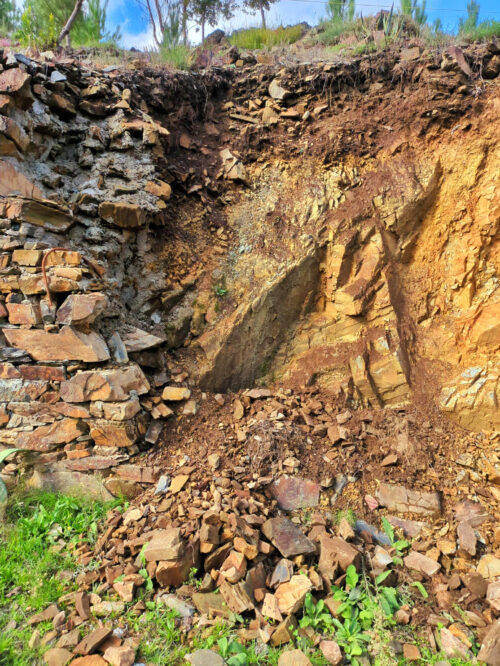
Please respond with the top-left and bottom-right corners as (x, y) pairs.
(0, 490), (123, 666)
(461, 19), (500, 41)
(318, 18), (358, 45)
(159, 44), (191, 70)
(229, 26), (303, 50)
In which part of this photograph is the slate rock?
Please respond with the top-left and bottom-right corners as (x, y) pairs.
(262, 517), (315, 558)
(185, 649), (225, 665)
(270, 476), (320, 511)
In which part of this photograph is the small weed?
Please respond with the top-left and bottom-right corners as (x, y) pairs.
(299, 594), (335, 633)
(214, 284), (228, 297)
(381, 516), (411, 565)
(335, 508), (357, 526)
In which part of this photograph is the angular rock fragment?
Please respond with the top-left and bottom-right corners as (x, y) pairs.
(60, 366), (149, 402)
(4, 326), (110, 362)
(261, 517), (315, 558)
(56, 293), (108, 326)
(270, 476), (320, 511)
(403, 551), (441, 576)
(122, 327), (165, 352)
(377, 483), (441, 516)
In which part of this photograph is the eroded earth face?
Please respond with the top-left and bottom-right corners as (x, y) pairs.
(0, 41), (499, 666)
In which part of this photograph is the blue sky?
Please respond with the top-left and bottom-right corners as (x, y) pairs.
(106, 0), (500, 49)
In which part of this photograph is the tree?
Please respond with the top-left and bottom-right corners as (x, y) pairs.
(135, 0), (189, 47)
(244, 0), (279, 30)
(459, 0), (479, 34)
(190, 0), (234, 43)
(327, 0), (355, 24)
(0, 0), (18, 34)
(72, 0), (122, 46)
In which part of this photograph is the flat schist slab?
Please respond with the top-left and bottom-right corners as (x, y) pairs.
(0, 197), (74, 232)
(3, 326), (110, 362)
(60, 365), (150, 402)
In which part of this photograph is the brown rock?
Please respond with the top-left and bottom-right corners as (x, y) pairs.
(478, 620), (500, 665)
(43, 648), (72, 666)
(162, 386), (191, 401)
(277, 650), (312, 666)
(170, 474), (189, 494)
(56, 294), (108, 326)
(404, 551), (441, 576)
(441, 627), (473, 660)
(60, 366), (149, 402)
(271, 615), (297, 646)
(145, 180), (172, 200)
(74, 627), (112, 655)
(28, 604), (59, 625)
(11, 250), (42, 266)
(2, 198), (73, 232)
(270, 476), (320, 511)
(262, 593), (283, 622)
(402, 644), (421, 660)
(220, 550), (247, 583)
(457, 521), (477, 557)
(75, 591), (91, 620)
(102, 646), (135, 666)
(6, 301), (42, 325)
(17, 419), (85, 452)
(275, 574), (312, 615)
(0, 116), (30, 152)
(487, 581), (500, 611)
(319, 536), (361, 577)
(4, 326), (110, 362)
(0, 68), (32, 99)
(70, 657), (108, 666)
(122, 327), (165, 352)
(144, 528), (183, 561)
(377, 483), (441, 516)
(219, 580), (254, 613)
(261, 517), (315, 558)
(477, 555), (500, 581)
(19, 365), (66, 382)
(319, 640), (342, 665)
(89, 420), (138, 447)
(99, 202), (146, 228)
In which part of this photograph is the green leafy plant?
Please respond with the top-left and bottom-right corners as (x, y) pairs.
(381, 516), (410, 565)
(217, 636), (250, 665)
(411, 580), (429, 599)
(214, 284), (228, 297)
(138, 544), (154, 592)
(299, 593), (335, 633)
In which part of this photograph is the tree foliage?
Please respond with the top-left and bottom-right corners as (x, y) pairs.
(72, 0), (122, 45)
(0, 0), (18, 34)
(327, 0), (355, 23)
(244, 0), (280, 29)
(459, 0), (480, 34)
(190, 0), (235, 42)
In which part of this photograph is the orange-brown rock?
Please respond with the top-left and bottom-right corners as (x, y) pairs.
(56, 293), (109, 326)
(6, 301), (42, 326)
(0, 116), (30, 152)
(16, 418), (86, 451)
(98, 202), (146, 228)
(0, 162), (43, 199)
(145, 180), (172, 200)
(60, 366), (149, 402)
(4, 326), (110, 362)
(89, 420), (138, 447)
(0, 68), (32, 102)
(0, 198), (73, 232)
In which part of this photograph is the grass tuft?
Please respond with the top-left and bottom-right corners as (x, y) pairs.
(461, 19), (500, 41)
(229, 26), (303, 50)
(159, 44), (191, 70)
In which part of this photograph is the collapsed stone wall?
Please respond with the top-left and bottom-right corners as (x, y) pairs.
(0, 51), (231, 497)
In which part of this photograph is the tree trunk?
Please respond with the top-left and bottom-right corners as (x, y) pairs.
(201, 15), (205, 43)
(260, 5), (266, 29)
(57, 0), (84, 45)
(182, 0), (188, 45)
(145, 0), (161, 47)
